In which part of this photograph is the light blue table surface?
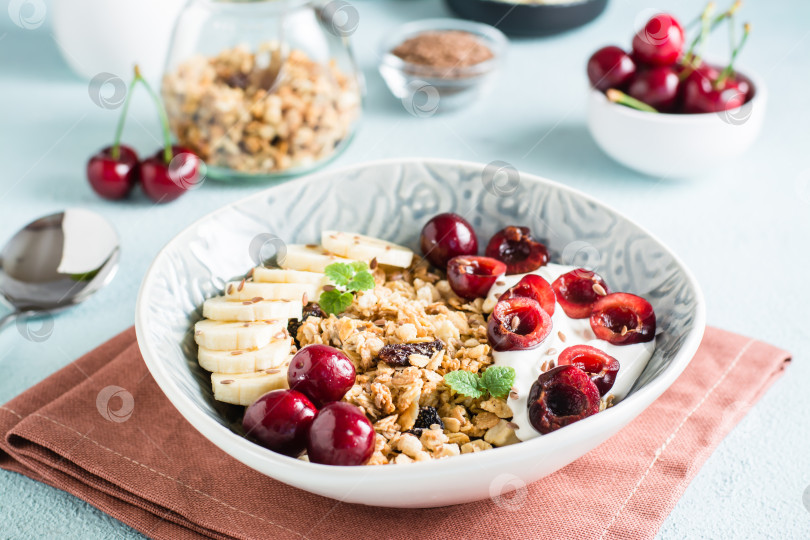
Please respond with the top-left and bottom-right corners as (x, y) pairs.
(1, 0), (809, 538)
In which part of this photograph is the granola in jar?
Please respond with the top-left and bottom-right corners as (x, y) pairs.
(162, 42), (361, 175)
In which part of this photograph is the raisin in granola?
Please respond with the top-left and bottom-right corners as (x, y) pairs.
(288, 302), (326, 347)
(378, 339), (444, 367)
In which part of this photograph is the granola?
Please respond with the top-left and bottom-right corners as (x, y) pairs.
(162, 42), (360, 174)
(295, 261), (520, 464)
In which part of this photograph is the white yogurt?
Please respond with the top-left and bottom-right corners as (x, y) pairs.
(484, 263), (655, 441)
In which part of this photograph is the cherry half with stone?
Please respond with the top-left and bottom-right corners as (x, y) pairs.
(528, 365), (601, 434)
(446, 255), (506, 300)
(552, 268), (610, 319)
(590, 292), (656, 345)
(557, 345), (620, 396)
(485, 226), (549, 275)
(487, 296), (552, 352)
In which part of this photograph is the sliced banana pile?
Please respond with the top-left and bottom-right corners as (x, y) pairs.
(194, 231), (415, 406)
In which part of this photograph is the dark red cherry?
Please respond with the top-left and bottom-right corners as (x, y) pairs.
(447, 255), (506, 299)
(287, 344), (356, 408)
(631, 14), (685, 66)
(528, 365), (601, 434)
(590, 292), (656, 345)
(306, 402), (375, 466)
(499, 274), (555, 317)
(485, 226), (549, 275)
(552, 269), (610, 319)
(681, 65), (748, 113)
(628, 66), (680, 111)
(487, 296), (552, 352)
(86, 145), (139, 200)
(242, 389), (317, 457)
(557, 345), (620, 396)
(420, 213), (479, 269)
(140, 145), (201, 203)
(587, 46), (637, 92)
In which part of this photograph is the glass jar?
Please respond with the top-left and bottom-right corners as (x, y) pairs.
(162, 0), (363, 180)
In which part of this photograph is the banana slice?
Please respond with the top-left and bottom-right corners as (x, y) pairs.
(198, 337), (292, 373)
(224, 281), (318, 303)
(281, 244), (356, 273)
(202, 296), (302, 322)
(321, 231), (414, 268)
(194, 320), (284, 351)
(211, 361), (290, 406)
(252, 267), (327, 287)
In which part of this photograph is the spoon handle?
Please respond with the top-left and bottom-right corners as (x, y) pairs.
(0, 309), (21, 331)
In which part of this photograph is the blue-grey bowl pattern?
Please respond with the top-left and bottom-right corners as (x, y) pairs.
(139, 159), (699, 434)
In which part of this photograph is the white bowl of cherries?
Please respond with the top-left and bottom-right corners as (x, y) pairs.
(586, 2), (766, 178)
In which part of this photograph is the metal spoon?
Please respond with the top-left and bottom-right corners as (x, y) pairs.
(0, 209), (119, 331)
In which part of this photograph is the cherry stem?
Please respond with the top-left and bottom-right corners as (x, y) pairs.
(111, 74), (139, 161)
(682, 1), (742, 68)
(133, 65), (173, 164)
(606, 89), (659, 113)
(716, 22), (750, 88)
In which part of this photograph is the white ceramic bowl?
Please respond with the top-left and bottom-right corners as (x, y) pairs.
(587, 69), (767, 177)
(135, 158), (705, 508)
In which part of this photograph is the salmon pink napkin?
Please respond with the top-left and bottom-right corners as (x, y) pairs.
(0, 327), (789, 540)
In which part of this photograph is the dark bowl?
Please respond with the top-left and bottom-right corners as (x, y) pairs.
(444, 0), (608, 37)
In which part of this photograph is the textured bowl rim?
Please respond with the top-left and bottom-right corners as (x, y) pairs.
(589, 65), (767, 123)
(135, 157), (706, 483)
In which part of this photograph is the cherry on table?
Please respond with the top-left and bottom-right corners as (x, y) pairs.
(287, 344), (356, 408)
(587, 46), (637, 92)
(306, 402), (375, 466)
(528, 365), (601, 434)
(86, 145), (139, 200)
(447, 255), (506, 299)
(631, 14), (685, 67)
(590, 292), (656, 345)
(487, 296), (552, 352)
(242, 389), (317, 457)
(419, 213), (479, 269)
(140, 145), (202, 203)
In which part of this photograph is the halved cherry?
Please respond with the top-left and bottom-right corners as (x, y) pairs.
(485, 226), (549, 275)
(487, 296), (552, 352)
(499, 274), (555, 317)
(447, 255), (506, 299)
(590, 293), (656, 345)
(528, 365), (600, 434)
(557, 345), (620, 396)
(552, 269), (610, 319)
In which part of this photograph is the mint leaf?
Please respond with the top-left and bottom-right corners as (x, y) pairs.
(444, 370), (484, 399)
(319, 289), (354, 315)
(324, 263), (353, 287)
(350, 260), (368, 273)
(347, 271), (375, 293)
(480, 366), (516, 399)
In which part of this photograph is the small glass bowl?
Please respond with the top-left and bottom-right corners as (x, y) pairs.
(379, 18), (508, 114)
